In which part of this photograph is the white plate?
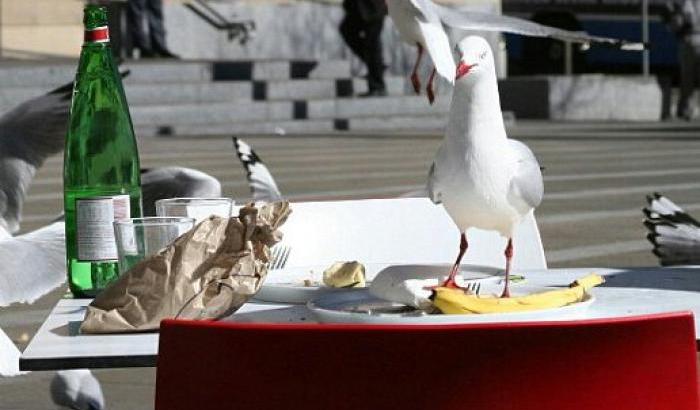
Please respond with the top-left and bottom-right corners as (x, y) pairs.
(255, 263), (504, 304)
(307, 284), (595, 325)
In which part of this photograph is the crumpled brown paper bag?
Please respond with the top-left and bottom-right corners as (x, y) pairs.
(80, 202), (291, 334)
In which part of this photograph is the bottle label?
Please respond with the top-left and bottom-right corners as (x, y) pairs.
(76, 195), (130, 261)
(85, 26), (110, 43)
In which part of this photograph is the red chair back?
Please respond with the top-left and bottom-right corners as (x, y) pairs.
(156, 312), (699, 410)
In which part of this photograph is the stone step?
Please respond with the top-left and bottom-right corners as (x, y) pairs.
(135, 120), (336, 137)
(133, 111), (517, 138)
(128, 95), (450, 127)
(0, 76), (411, 111)
(0, 59), (352, 87)
(133, 113), (452, 137)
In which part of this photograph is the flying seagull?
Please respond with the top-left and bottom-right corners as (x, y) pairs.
(233, 137), (283, 202)
(643, 193), (700, 266)
(0, 80), (106, 410)
(0, 79), (221, 410)
(427, 36), (544, 297)
(0, 81), (75, 309)
(386, 0), (645, 103)
(0, 82), (72, 234)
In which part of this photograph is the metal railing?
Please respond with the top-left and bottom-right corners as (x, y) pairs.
(183, 0), (255, 44)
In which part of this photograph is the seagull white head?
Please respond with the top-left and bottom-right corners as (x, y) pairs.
(455, 36), (495, 81)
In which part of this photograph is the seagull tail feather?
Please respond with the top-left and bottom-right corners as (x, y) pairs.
(643, 193), (700, 266)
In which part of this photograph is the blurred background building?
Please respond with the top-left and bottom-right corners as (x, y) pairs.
(0, 0), (678, 128)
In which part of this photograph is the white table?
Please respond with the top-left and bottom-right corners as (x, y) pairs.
(19, 267), (700, 371)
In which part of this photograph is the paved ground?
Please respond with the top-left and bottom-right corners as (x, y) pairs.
(3, 120), (700, 408)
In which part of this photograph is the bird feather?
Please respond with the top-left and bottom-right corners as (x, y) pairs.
(233, 137), (283, 202)
(432, 3), (645, 50)
(643, 193), (700, 266)
(508, 139), (544, 210)
(140, 167), (222, 216)
(0, 221), (65, 307)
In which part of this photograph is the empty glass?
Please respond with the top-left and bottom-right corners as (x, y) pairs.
(155, 197), (234, 223)
(113, 217), (195, 274)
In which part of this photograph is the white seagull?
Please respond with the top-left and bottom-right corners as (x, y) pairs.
(427, 36), (544, 297)
(386, 0), (645, 104)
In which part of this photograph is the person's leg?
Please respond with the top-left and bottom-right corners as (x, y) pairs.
(692, 46), (700, 119)
(146, 0), (176, 56)
(339, 10), (368, 63)
(363, 16), (386, 93)
(678, 41), (694, 119)
(127, 0), (152, 55)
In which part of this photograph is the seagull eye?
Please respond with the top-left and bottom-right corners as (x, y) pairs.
(479, 51), (487, 60)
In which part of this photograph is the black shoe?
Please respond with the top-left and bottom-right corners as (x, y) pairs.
(678, 110), (693, 121)
(138, 49), (158, 58)
(154, 48), (180, 59)
(359, 88), (387, 97)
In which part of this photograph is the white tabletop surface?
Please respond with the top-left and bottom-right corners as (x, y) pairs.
(19, 266), (700, 371)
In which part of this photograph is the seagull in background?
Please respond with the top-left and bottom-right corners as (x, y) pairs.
(427, 36), (543, 297)
(643, 193), (700, 266)
(233, 137), (283, 202)
(140, 167), (222, 216)
(387, 0), (455, 104)
(386, 0), (645, 104)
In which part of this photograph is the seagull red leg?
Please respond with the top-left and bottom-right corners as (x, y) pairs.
(426, 68), (437, 105)
(440, 233), (468, 289)
(501, 238), (514, 298)
(411, 43), (424, 94)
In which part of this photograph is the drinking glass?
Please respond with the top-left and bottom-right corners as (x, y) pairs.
(155, 197), (234, 223)
(113, 217), (195, 274)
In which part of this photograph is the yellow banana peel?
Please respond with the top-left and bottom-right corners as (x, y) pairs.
(432, 274), (604, 315)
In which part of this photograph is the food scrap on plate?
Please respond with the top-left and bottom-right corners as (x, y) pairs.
(432, 274), (604, 315)
(323, 261), (366, 288)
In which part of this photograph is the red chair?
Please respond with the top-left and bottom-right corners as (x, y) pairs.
(155, 312), (699, 410)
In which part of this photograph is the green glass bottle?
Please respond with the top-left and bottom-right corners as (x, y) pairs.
(64, 5), (142, 298)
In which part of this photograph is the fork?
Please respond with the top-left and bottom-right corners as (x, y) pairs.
(464, 282), (481, 296)
(268, 245), (291, 270)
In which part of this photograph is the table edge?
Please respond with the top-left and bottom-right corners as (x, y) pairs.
(19, 354), (157, 371)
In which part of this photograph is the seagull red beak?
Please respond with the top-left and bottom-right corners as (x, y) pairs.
(456, 62), (475, 80)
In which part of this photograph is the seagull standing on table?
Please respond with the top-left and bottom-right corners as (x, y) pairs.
(386, 0), (645, 104)
(427, 36), (543, 297)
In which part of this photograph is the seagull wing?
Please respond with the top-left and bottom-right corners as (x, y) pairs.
(426, 140), (447, 205)
(0, 327), (22, 376)
(0, 221), (66, 307)
(643, 193), (700, 266)
(140, 167), (222, 216)
(426, 162), (442, 204)
(410, 0), (456, 83)
(433, 4), (645, 50)
(0, 82), (72, 168)
(0, 82), (73, 233)
(508, 139), (544, 211)
(233, 137), (283, 202)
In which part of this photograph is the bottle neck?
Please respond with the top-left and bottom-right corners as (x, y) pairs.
(84, 26), (110, 44)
